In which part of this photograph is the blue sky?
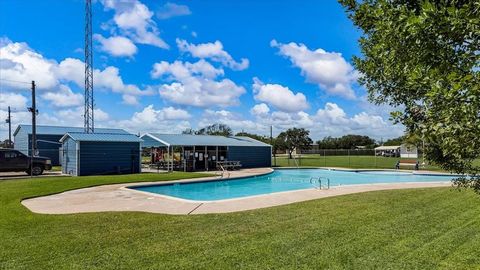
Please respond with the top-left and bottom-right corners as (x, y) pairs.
(0, 0), (404, 141)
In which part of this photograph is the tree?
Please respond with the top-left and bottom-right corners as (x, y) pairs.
(383, 136), (404, 146)
(339, 0), (480, 191)
(235, 132), (271, 144)
(184, 124), (233, 136)
(277, 128), (313, 159)
(182, 128), (195, 135)
(317, 134), (376, 149)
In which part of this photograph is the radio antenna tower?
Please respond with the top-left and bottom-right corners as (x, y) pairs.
(84, 0), (94, 133)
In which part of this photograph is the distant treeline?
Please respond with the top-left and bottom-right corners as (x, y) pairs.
(184, 123), (405, 152)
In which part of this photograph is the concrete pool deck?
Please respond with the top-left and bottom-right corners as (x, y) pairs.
(22, 168), (453, 215)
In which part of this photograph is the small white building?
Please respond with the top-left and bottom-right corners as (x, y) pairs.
(374, 144), (418, 158)
(400, 144), (418, 158)
(374, 145), (400, 157)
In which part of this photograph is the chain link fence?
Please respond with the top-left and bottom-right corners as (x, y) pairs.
(272, 149), (429, 170)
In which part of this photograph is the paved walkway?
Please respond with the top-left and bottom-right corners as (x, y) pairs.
(0, 171), (63, 180)
(22, 168), (452, 215)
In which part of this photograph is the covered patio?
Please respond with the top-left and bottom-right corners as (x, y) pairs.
(140, 134), (272, 172)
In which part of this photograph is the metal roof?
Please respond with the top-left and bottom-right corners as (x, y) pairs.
(374, 145), (401, 151)
(60, 132), (142, 143)
(142, 133), (271, 147)
(14, 124), (129, 136)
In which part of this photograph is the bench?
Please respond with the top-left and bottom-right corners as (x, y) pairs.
(395, 160), (419, 170)
(216, 161), (242, 171)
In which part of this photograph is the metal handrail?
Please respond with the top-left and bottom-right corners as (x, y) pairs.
(218, 163), (230, 179)
(310, 176), (330, 190)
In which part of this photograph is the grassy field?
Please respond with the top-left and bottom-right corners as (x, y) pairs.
(2, 173), (480, 269)
(274, 154), (444, 170)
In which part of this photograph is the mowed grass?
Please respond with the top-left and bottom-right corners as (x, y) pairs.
(2, 173), (480, 269)
(274, 154), (443, 170)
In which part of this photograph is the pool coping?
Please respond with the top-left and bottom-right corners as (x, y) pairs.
(22, 167), (456, 215)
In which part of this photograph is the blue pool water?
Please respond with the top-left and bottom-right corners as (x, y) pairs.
(130, 169), (456, 201)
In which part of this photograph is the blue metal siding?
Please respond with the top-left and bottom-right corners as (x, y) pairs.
(227, 146), (272, 168)
(62, 138), (78, 176)
(17, 134), (63, 166)
(78, 141), (140, 176)
(35, 134), (63, 165)
(13, 129), (29, 155)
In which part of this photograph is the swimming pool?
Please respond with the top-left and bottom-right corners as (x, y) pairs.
(130, 169), (456, 201)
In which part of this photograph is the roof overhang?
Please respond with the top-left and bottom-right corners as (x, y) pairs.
(142, 133), (170, 147)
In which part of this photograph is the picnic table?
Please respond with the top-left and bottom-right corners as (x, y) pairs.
(216, 161), (242, 170)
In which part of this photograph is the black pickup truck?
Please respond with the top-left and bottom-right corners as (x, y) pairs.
(0, 149), (52, 176)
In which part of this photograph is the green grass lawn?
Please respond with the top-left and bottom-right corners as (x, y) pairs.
(274, 154), (443, 170)
(2, 173), (480, 269)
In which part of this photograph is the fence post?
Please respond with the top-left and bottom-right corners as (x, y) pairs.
(348, 149), (351, 167)
(324, 149), (326, 167)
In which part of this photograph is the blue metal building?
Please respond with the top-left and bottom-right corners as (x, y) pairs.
(141, 133), (272, 171)
(13, 125), (129, 165)
(60, 132), (142, 176)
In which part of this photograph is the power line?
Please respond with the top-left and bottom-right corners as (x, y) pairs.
(0, 78), (32, 85)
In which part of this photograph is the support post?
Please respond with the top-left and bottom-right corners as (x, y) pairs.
(6, 106), (12, 148)
(216, 146), (218, 170)
(193, 146), (196, 171)
(182, 146), (186, 172)
(167, 146), (170, 172)
(205, 146), (207, 171)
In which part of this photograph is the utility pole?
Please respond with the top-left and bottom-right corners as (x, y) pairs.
(28, 81), (37, 178)
(28, 81), (37, 156)
(6, 106), (12, 148)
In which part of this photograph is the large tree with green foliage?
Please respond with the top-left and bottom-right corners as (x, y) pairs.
(339, 0), (480, 190)
(182, 124), (233, 136)
(235, 132), (272, 144)
(277, 128), (313, 159)
(317, 134), (376, 149)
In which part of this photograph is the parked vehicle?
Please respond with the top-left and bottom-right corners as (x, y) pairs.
(0, 149), (52, 175)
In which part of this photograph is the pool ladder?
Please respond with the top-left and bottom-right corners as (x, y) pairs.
(218, 163), (230, 179)
(310, 177), (330, 190)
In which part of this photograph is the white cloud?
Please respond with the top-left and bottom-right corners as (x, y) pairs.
(199, 109), (264, 132)
(0, 39), (150, 107)
(176, 39), (249, 70)
(94, 34), (137, 57)
(151, 60), (245, 107)
(28, 106), (111, 131)
(162, 106), (191, 120)
(151, 59), (223, 79)
(247, 101), (403, 140)
(41, 85), (83, 107)
(101, 0), (169, 49)
(56, 58), (152, 97)
(311, 102), (404, 139)
(116, 105), (191, 133)
(157, 2), (191, 19)
(250, 103), (270, 116)
(252, 78), (309, 112)
(0, 92), (27, 110)
(271, 40), (358, 99)
(0, 40), (58, 89)
(121, 94), (139, 105)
